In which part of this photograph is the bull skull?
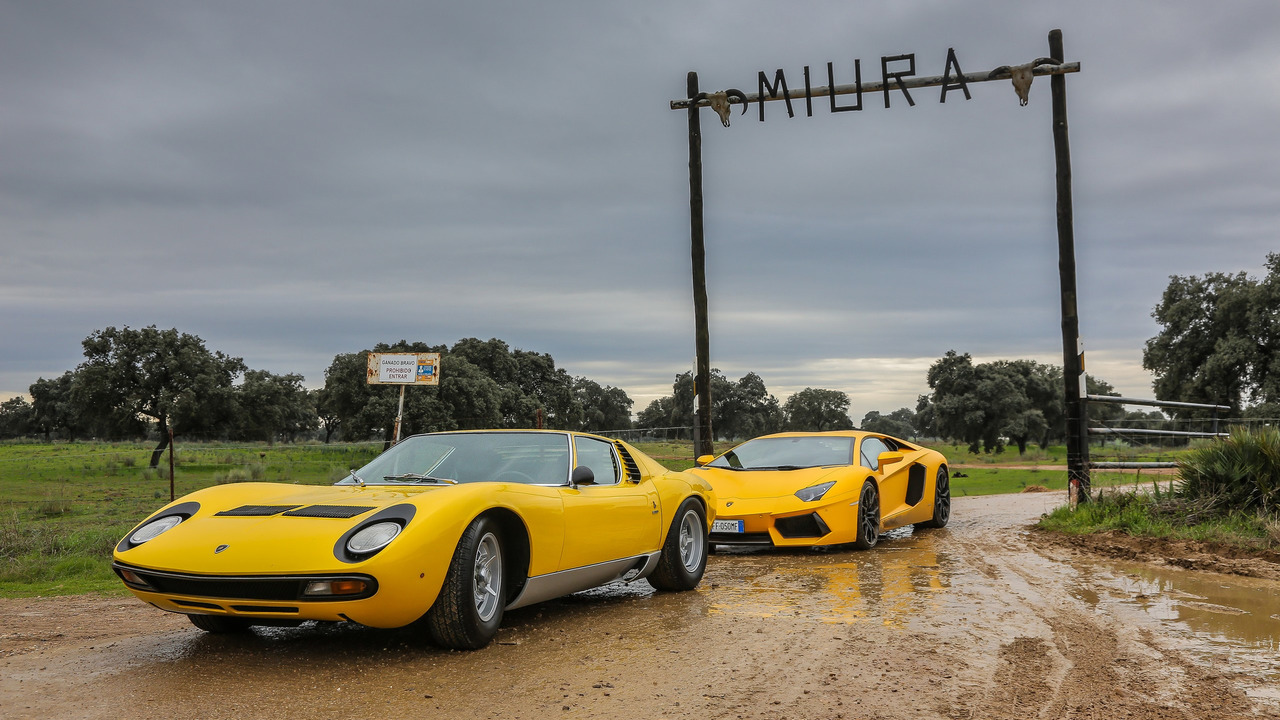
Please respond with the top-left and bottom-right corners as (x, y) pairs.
(693, 88), (749, 127)
(987, 58), (1056, 106)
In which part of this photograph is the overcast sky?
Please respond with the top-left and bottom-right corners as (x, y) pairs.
(3, 1), (1278, 423)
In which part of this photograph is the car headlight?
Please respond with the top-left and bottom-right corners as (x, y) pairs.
(795, 481), (836, 503)
(346, 521), (402, 555)
(129, 515), (184, 545)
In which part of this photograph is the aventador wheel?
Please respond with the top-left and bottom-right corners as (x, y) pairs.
(916, 466), (951, 530)
(853, 479), (881, 550)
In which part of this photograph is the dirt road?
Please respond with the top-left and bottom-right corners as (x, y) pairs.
(4, 492), (1278, 719)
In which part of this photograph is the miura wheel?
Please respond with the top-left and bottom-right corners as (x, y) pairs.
(647, 498), (707, 591)
(853, 479), (881, 550)
(426, 515), (505, 650)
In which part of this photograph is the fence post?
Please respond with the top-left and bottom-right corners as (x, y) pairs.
(168, 427), (175, 502)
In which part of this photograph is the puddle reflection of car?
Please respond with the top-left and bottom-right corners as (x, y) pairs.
(689, 431), (948, 549)
(112, 430), (715, 649)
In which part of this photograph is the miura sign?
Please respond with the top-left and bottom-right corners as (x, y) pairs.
(671, 48), (1077, 126)
(753, 49), (975, 119)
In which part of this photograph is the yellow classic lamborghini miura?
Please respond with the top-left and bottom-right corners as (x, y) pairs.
(689, 431), (948, 549)
(112, 430), (715, 649)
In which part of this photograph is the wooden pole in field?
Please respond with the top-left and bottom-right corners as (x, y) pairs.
(687, 71), (714, 459)
(1048, 28), (1091, 502)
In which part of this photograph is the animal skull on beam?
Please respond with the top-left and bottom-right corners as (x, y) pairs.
(987, 58), (1056, 106)
(693, 89), (749, 127)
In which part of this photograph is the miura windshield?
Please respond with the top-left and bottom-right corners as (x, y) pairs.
(338, 432), (572, 486)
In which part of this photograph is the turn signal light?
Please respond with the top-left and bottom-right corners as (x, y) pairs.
(303, 579), (368, 597)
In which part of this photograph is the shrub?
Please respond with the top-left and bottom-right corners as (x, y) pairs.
(1176, 427), (1280, 515)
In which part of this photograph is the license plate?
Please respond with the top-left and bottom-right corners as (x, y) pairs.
(712, 519), (744, 533)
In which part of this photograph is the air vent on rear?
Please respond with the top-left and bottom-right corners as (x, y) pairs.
(614, 442), (642, 483)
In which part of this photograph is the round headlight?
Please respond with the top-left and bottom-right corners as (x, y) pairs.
(130, 515), (184, 545)
(347, 521), (401, 555)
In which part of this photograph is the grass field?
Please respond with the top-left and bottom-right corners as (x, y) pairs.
(0, 437), (1190, 598)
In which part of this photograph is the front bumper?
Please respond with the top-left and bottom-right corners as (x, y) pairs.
(710, 493), (860, 547)
(112, 561), (407, 626)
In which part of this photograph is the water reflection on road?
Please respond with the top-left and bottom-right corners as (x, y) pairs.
(705, 528), (954, 628)
(1077, 561), (1280, 654)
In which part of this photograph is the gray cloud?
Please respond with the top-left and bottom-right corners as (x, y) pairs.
(3, 1), (1278, 424)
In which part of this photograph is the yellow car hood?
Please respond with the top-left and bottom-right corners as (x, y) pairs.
(691, 466), (845, 501)
(115, 482), (450, 575)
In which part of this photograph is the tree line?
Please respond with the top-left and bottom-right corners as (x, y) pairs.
(634, 370), (855, 438)
(2, 254), (1274, 458)
(0, 329), (635, 466)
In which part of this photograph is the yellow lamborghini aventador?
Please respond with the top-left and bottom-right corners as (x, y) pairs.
(689, 431), (948, 549)
(112, 430), (715, 650)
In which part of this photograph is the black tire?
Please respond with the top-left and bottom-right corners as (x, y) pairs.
(852, 479), (881, 550)
(916, 466), (951, 530)
(425, 515), (505, 650)
(647, 498), (708, 591)
(188, 614), (252, 634)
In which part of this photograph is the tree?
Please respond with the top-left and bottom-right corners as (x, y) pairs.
(75, 326), (246, 466)
(314, 386), (342, 443)
(861, 408), (916, 439)
(925, 350), (1122, 454)
(926, 352), (1021, 453)
(636, 370), (760, 441)
(784, 388), (854, 431)
(990, 360), (1056, 455)
(717, 372), (784, 441)
(235, 370), (318, 443)
(0, 396), (34, 439)
(913, 395), (937, 439)
(1143, 254), (1280, 413)
(573, 378), (633, 432)
(29, 372), (81, 441)
(511, 349), (579, 429)
(317, 338), (603, 444)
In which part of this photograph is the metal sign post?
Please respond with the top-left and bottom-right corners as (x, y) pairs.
(671, 30), (1087, 496)
(367, 352), (441, 445)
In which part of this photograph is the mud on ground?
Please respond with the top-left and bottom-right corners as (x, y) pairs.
(4, 492), (1278, 720)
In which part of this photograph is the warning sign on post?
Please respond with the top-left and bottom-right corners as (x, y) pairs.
(366, 352), (440, 385)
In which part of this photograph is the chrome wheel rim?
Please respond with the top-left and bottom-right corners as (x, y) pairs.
(473, 532), (502, 622)
(677, 509), (704, 573)
(860, 483), (879, 545)
(935, 470), (951, 524)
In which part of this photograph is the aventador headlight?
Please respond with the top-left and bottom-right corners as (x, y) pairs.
(129, 515), (184, 545)
(795, 481), (836, 503)
(346, 521), (401, 555)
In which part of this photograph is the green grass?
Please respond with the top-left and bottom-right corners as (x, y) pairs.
(1037, 488), (1280, 551)
(0, 440), (383, 597)
(947, 467), (1148, 496)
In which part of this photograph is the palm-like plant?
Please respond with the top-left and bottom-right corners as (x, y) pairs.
(1177, 427), (1280, 515)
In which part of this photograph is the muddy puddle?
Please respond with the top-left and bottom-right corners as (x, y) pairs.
(4, 491), (1277, 719)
